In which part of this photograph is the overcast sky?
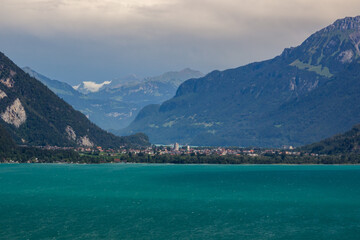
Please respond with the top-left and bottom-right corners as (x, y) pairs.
(1, 0), (360, 85)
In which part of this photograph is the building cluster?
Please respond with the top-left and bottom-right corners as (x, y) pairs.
(27, 143), (318, 158)
(74, 142), (309, 157)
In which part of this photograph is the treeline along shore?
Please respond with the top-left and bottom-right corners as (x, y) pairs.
(1, 146), (360, 165)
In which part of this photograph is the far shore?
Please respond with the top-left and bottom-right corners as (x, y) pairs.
(2, 162), (360, 166)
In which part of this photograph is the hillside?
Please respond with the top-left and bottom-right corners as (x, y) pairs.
(22, 67), (81, 99)
(300, 124), (360, 155)
(121, 16), (360, 147)
(0, 124), (17, 156)
(0, 52), (149, 148)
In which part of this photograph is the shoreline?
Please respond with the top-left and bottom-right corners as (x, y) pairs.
(1, 162), (360, 166)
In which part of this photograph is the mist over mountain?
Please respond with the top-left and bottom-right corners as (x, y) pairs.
(121, 16), (360, 147)
(23, 67), (203, 130)
(90, 68), (204, 106)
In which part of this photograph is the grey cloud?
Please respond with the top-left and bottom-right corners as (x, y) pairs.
(0, 0), (360, 84)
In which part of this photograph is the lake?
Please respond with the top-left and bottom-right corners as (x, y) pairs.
(1, 164), (360, 239)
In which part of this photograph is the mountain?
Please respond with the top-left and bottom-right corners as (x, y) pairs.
(106, 74), (144, 89)
(25, 67), (203, 130)
(0, 52), (149, 148)
(300, 124), (360, 154)
(22, 67), (83, 101)
(121, 16), (360, 147)
(144, 68), (205, 87)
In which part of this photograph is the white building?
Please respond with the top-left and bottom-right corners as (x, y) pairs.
(174, 143), (180, 151)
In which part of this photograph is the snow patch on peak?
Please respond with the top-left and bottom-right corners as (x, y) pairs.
(72, 84), (81, 90)
(81, 81), (112, 93)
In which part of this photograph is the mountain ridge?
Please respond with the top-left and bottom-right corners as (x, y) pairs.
(121, 16), (360, 147)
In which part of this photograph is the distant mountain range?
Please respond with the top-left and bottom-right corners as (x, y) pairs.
(0, 52), (149, 148)
(23, 67), (203, 130)
(121, 16), (360, 147)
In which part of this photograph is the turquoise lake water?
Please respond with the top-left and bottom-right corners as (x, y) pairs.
(0, 164), (360, 239)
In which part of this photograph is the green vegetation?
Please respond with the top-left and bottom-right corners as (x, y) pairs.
(0, 124), (17, 155)
(300, 124), (360, 154)
(2, 149), (359, 165)
(290, 59), (333, 77)
(1, 148), (80, 163)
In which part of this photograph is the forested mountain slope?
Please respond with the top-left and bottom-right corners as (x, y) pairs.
(0, 52), (149, 148)
(122, 16), (360, 147)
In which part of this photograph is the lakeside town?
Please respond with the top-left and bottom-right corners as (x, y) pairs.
(5, 141), (357, 165)
(1, 142), (329, 165)
(38, 142), (317, 158)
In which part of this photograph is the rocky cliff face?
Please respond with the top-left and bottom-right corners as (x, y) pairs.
(1, 98), (26, 128)
(121, 16), (360, 147)
(324, 16), (360, 31)
(283, 16), (360, 75)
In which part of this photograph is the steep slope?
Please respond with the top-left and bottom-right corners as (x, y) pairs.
(259, 61), (360, 146)
(0, 123), (17, 156)
(22, 67), (81, 99)
(300, 124), (360, 154)
(0, 52), (149, 148)
(122, 16), (360, 147)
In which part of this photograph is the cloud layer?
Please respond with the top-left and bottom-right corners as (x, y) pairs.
(1, 0), (360, 84)
(81, 81), (112, 92)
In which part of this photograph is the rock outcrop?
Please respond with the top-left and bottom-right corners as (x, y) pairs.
(1, 98), (26, 128)
(78, 136), (94, 147)
(0, 89), (7, 99)
(65, 125), (77, 141)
